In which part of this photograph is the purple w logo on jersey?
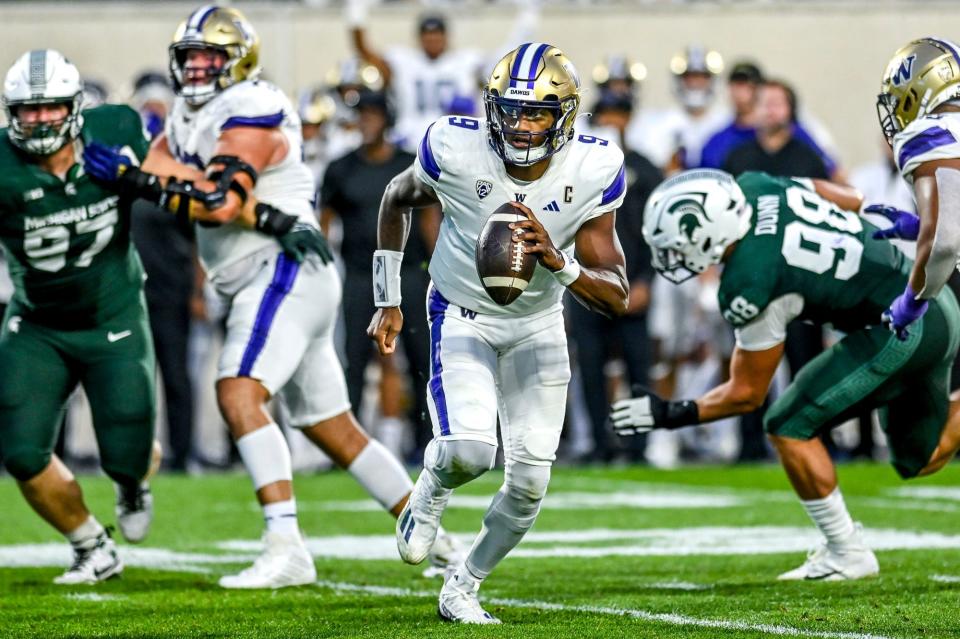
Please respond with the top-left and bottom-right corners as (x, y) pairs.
(891, 54), (917, 87)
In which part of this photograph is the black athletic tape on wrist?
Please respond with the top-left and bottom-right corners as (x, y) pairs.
(662, 400), (700, 429)
(159, 178), (199, 226)
(116, 167), (163, 203)
(253, 201), (297, 237)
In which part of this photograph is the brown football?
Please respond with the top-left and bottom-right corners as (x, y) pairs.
(475, 202), (538, 306)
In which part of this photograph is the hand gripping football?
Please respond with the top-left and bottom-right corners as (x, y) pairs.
(475, 202), (537, 306)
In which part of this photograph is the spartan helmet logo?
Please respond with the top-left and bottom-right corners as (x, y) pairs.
(668, 197), (711, 243)
(891, 54), (917, 87)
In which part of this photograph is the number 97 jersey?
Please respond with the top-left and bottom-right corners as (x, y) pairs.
(0, 105), (149, 329)
(717, 172), (912, 351)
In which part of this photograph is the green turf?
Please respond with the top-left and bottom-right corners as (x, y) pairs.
(1, 463), (958, 638)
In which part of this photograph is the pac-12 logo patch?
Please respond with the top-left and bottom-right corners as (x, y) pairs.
(476, 179), (493, 200)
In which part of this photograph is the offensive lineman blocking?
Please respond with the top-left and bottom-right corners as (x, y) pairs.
(369, 43), (629, 623)
(84, 5), (458, 589)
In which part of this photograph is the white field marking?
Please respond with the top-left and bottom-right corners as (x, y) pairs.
(314, 580), (895, 639)
(930, 574), (960, 583)
(216, 526), (960, 561)
(858, 498), (960, 513)
(888, 486), (960, 501)
(226, 490), (746, 513)
(65, 593), (127, 602)
(0, 544), (253, 573)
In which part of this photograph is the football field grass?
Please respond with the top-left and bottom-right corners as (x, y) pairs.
(1, 463), (959, 638)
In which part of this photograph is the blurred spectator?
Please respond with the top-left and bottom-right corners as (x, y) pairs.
(570, 92), (661, 461)
(701, 62), (842, 180)
(348, 4), (484, 151)
(128, 70), (196, 472)
(626, 45), (729, 172)
(723, 79), (829, 180)
(592, 55), (647, 101)
(320, 90), (440, 459)
(852, 141), (916, 259)
(80, 77), (109, 109)
(347, 0), (538, 151)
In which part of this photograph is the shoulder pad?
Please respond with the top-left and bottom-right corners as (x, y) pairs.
(210, 81), (291, 133)
(894, 113), (960, 177)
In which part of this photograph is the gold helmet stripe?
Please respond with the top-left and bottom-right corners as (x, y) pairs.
(509, 42), (550, 90)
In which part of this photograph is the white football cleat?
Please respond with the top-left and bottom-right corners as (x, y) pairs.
(396, 473), (451, 565)
(218, 531), (316, 589)
(115, 482), (153, 544)
(53, 530), (123, 585)
(778, 526), (879, 581)
(438, 571), (501, 625)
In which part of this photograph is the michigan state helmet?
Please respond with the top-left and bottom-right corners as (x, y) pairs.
(642, 169), (749, 284)
(483, 43), (581, 166)
(3, 49), (83, 155)
(169, 5), (260, 106)
(877, 37), (960, 143)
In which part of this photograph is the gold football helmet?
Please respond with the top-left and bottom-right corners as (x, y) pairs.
(483, 42), (581, 166)
(877, 37), (960, 143)
(169, 5), (260, 106)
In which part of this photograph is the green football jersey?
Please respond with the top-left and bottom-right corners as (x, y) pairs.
(0, 104), (149, 329)
(718, 172), (911, 336)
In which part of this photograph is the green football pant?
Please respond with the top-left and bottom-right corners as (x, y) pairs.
(765, 288), (960, 479)
(0, 297), (156, 484)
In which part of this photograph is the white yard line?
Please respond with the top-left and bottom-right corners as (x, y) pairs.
(314, 580), (896, 639)
(930, 574), (960, 583)
(64, 593), (127, 602)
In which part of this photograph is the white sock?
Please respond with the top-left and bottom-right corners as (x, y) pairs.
(235, 423), (293, 491)
(450, 562), (483, 591)
(348, 440), (414, 511)
(801, 488), (857, 548)
(263, 499), (300, 536)
(65, 516), (105, 549)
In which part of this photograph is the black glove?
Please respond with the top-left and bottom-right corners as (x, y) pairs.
(610, 385), (699, 436)
(277, 222), (334, 265)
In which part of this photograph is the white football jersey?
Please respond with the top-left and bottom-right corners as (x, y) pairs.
(893, 111), (960, 182)
(385, 47), (484, 152)
(166, 80), (317, 283)
(414, 115), (627, 317)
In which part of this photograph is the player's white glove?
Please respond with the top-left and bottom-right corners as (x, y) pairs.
(610, 387), (699, 437)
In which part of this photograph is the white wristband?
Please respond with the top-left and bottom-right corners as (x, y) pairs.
(552, 250), (581, 287)
(373, 249), (403, 307)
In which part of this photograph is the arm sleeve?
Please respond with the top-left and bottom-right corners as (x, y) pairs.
(734, 293), (805, 351)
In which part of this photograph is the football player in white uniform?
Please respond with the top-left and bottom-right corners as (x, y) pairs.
(871, 37), (960, 345)
(83, 4), (458, 589)
(348, 7), (484, 152)
(369, 43), (629, 623)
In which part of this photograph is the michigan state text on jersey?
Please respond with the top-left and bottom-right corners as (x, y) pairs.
(614, 169), (960, 582)
(0, 49), (157, 586)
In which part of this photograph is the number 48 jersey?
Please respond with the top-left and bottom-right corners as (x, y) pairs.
(0, 105), (149, 329)
(415, 115), (627, 317)
(718, 172), (912, 350)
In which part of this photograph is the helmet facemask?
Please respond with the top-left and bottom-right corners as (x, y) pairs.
(5, 95), (83, 156)
(169, 43), (231, 107)
(875, 92), (902, 145)
(484, 90), (577, 166)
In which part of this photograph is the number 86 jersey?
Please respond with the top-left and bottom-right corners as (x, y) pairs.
(718, 172), (913, 351)
(0, 104), (149, 329)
